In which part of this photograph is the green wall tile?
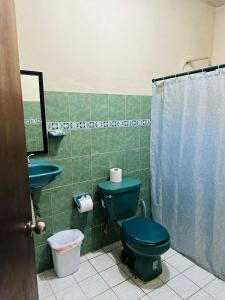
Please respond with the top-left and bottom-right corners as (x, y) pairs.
(25, 124), (45, 153)
(92, 177), (108, 203)
(26, 139), (37, 153)
(72, 155), (91, 182)
(25, 124), (36, 140)
(71, 130), (91, 156)
(125, 149), (140, 172)
(140, 147), (150, 169)
(33, 151), (49, 161)
(51, 158), (73, 187)
(69, 93), (91, 122)
(90, 94), (108, 121)
(37, 138), (44, 151)
(32, 102), (42, 119)
(81, 225), (105, 254)
(23, 102), (35, 118)
(140, 96), (151, 119)
(23, 102), (41, 119)
(77, 203), (105, 232)
(52, 185), (73, 214)
(125, 127), (140, 150)
(109, 151), (125, 170)
(52, 210), (75, 232)
(49, 133), (71, 159)
(23, 101), (44, 153)
(140, 169), (150, 192)
(91, 129), (109, 154)
(45, 92), (69, 121)
(125, 95), (140, 120)
(108, 128), (126, 152)
(140, 127), (150, 148)
(35, 244), (53, 273)
(109, 95), (125, 120)
(73, 211), (89, 231)
(92, 153), (110, 179)
(34, 123), (43, 138)
(72, 180), (93, 198)
(87, 204), (105, 227)
(33, 189), (52, 217)
(105, 221), (120, 244)
(124, 170), (140, 179)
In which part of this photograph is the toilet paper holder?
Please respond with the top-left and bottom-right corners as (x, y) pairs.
(73, 193), (90, 208)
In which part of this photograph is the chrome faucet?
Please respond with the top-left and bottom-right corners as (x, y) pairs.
(27, 154), (34, 164)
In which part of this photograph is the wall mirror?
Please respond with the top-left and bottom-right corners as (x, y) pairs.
(21, 70), (48, 154)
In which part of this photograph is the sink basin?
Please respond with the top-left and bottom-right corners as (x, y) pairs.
(28, 160), (63, 192)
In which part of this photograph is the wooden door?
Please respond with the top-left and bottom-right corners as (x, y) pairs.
(0, 1), (38, 299)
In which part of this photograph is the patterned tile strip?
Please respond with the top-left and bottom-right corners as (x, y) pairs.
(24, 118), (41, 124)
(24, 119), (151, 129)
(47, 119), (151, 130)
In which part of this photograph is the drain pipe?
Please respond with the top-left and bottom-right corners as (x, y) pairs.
(140, 199), (147, 218)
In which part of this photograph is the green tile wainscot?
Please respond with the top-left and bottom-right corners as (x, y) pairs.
(31, 92), (151, 272)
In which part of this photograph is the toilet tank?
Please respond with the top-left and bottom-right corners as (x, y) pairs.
(97, 177), (141, 221)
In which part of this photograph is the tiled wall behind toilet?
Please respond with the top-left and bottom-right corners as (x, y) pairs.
(33, 92), (151, 273)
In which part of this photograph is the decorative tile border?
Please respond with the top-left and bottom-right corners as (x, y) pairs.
(47, 119), (151, 131)
(24, 118), (41, 125)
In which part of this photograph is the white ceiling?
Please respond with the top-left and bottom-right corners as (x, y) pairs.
(201, 0), (225, 7)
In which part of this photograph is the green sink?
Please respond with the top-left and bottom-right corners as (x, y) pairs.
(28, 160), (63, 192)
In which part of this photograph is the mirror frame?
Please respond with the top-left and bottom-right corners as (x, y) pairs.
(20, 70), (48, 154)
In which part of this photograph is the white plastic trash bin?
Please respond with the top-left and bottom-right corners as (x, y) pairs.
(47, 229), (84, 277)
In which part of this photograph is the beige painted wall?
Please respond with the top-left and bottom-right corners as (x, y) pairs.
(15, 0), (215, 95)
(21, 75), (40, 101)
(212, 5), (225, 65)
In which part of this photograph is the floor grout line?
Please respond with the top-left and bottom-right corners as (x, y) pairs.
(185, 286), (217, 300)
(164, 256), (195, 274)
(182, 269), (216, 290)
(38, 245), (223, 300)
(164, 281), (196, 300)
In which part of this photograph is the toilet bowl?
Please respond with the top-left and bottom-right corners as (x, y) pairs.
(97, 176), (170, 282)
(118, 216), (170, 281)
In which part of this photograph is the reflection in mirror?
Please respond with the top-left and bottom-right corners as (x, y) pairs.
(21, 71), (48, 154)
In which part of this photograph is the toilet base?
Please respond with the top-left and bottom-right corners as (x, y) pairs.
(121, 246), (162, 282)
(134, 253), (162, 282)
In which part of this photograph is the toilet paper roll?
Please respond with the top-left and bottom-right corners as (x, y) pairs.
(110, 168), (122, 182)
(77, 195), (93, 213)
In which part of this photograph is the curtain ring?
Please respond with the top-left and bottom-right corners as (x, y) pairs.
(218, 65), (221, 75)
(218, 65), (221, 74)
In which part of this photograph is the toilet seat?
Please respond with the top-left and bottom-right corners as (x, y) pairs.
(122, 217), (170, 246)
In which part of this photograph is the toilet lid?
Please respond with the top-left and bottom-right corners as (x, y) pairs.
(122, 217), (170, 246)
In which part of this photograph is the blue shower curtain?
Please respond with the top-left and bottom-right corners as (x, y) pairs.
(150, 69), (225, 280)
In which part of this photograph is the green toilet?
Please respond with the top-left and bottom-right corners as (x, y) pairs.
(98, 177), (170, 282)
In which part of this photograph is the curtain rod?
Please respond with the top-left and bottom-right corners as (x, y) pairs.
(152, 63), (225, 83)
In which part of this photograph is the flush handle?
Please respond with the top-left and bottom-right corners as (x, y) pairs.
(101, 195), (112, 208)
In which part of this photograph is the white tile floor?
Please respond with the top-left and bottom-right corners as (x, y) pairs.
(37, 242), (225, 300)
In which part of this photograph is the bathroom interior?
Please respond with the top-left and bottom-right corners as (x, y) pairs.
(1, 0), (225, 299)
